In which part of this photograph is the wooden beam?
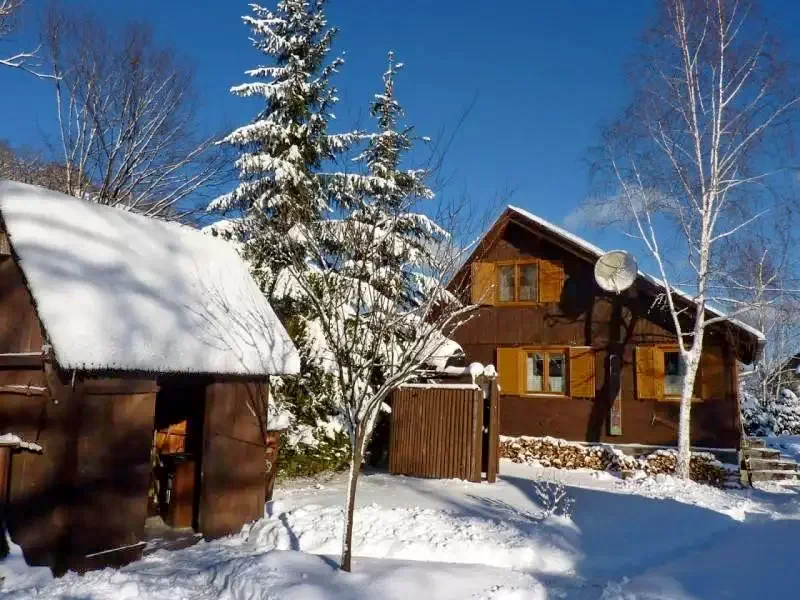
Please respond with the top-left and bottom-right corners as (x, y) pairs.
(83, 379), (158, 395)
(0, 384), (47, 395)
(0, 352), (44, 368)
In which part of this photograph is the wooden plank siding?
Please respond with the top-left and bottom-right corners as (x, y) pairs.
(199, 382), (266, 539)
(451, 219), (743, 450)
(389, 387), (486, 482)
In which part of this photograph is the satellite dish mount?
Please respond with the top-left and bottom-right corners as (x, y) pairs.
(594, 250), (638, 294)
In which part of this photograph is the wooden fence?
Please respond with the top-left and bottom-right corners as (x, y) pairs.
(388, 382), (499, 483)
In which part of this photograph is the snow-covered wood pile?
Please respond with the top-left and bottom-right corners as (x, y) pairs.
(0, 181), (300, 376)
(500, 436), (639, 471)
(640, 449), (726, 486)
(500, 436), (727, 486)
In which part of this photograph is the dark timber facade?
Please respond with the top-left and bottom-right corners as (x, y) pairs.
(450, 207), (761, 450)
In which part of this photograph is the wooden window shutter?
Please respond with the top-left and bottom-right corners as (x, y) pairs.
(539, 259), (564, 303)
(0, 231), (9, 257)
(471, 262), (496, 305)
(700, 346), (726, 400)
(497, 347), (521, 395)
(636, 346), (664, 400)
(569, 347), (596, 398)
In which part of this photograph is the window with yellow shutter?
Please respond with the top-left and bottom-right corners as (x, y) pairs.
(490, 258), (563, 305)
(497, 346), (595, 398)
(471, 262), (496, 305)
(636, 345), (712, 402)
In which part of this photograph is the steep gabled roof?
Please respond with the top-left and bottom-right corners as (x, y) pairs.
(458, 205), (764, 357)
(0, 181), (300, 376)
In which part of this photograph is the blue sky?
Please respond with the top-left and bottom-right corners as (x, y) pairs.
(1, 0), (799, 254)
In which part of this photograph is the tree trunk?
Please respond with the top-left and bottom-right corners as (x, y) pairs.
(677, 348), (701, 478)
(340, 437), (363, 572)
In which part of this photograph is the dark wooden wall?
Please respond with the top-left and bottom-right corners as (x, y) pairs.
(452, 220), (741, 449)
(199, 381), (266, 539)
(389, 386), (488, 482)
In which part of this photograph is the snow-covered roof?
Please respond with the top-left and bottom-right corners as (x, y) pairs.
(505, 205), (765, 343)
(0, 181), (300, 376)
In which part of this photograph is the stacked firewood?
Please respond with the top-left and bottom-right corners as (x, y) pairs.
(500, 436), (638, 472)
(640, 449), (726, 487)
(499, 436), (727, 487)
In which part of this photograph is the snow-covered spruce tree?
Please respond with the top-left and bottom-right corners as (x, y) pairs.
(281, 53), (475, 572)
(208, 0), (357, 474)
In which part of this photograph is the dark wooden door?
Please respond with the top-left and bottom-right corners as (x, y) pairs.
(198, 382), (265, 539)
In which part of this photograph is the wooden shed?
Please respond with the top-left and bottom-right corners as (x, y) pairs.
(389, 379), (500, 483)
(0, 181), (300, 573)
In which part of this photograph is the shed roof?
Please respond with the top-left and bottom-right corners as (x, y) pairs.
(0, 181), (300, 376)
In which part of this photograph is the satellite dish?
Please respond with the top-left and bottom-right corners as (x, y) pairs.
(595, 250), (638, 294)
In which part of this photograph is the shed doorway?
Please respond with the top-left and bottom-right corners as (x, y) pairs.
(147, 381), (206, 538)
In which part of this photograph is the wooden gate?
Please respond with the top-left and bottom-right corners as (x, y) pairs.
(388, 382), (499, 483)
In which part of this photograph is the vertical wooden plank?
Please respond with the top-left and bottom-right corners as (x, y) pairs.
(445, 394), (456, 479)
(432, 390), (440, 478)
(415, 390), (423, 476)
(461, 390), (469, 480)
(446, 394), (455, 479)
(486, 382), (499, 483)
(200, 382), (265, 539)
(470, 389), (483, 482)
(430, 390), (437, 478)
(439, 390), (446, 478)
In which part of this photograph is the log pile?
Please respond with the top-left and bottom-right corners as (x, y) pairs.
(500, 436), (638, 471)
(640, 449), (726, 487)
(499, 436), (727, 487)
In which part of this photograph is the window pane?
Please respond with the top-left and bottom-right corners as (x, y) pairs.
(664, 351), (685, 396)
(519, 263), (538, 301)
(499, 266), (515, 302)
(526, 353), (543, 392)
(549, 352), (565, 393)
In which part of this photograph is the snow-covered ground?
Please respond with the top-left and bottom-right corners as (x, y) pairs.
(3, 459), (800, 599)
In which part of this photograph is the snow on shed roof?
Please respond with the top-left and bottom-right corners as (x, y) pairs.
(0, 181), (300, 376)
(505, 205), (765, 342)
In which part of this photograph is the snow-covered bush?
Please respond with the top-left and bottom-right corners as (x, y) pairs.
(742, 386), (800, 436)
(532, 477), (575, 519)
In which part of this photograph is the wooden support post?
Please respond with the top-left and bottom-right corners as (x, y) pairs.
(0, 446), (11, 559)
(469, 389), (483, 483)
(486, 380), (499, 483)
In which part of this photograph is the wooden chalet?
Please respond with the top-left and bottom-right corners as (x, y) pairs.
(449, 206), (763, 453)
(0, 181), (300, 573)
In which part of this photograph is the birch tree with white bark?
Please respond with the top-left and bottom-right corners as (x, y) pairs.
(599, 0), (800, 477)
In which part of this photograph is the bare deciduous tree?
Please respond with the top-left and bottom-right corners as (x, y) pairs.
(598, 0), (800, 477)
(0, 0), (48, 75)
(43, 7), (227, 218)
